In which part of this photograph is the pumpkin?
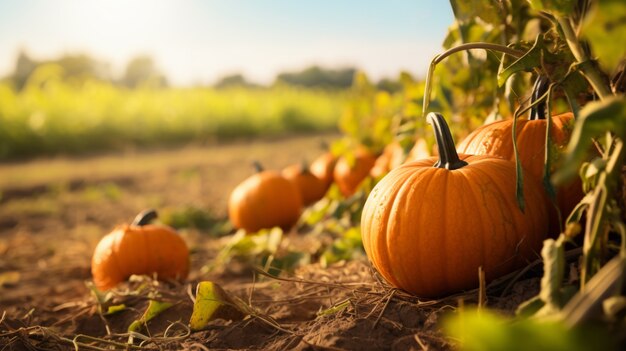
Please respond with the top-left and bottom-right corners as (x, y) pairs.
(229, 163), (302, 232)
(361, 113), (548, 297)
(333, 146), (377, 197)
(309, 151), (337, 187)
(283, 161), (328, 205)
(91, 209), (190, 290)
(457, 76), (582, 235)
(369, 143), (402, 178)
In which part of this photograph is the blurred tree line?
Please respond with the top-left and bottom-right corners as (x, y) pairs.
(7, 50), (168, 90)
(3, 50), (403, 92)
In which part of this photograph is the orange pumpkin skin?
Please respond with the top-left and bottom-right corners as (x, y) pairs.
(457, 112), (583, 234)
(283, 163), (328, 205)
(91, 222), (189, 291)
(229, 170), (303, 232)
(309, 152), (337, 187)
(333, 148), (377, 196)
(361, 113), (548, 297)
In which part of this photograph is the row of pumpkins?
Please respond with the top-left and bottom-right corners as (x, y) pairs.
(228, 138), (432, 234)
(91, 76), (582, 298)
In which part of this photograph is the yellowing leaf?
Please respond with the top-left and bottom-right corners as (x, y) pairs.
(0, 271), (20, 287)
(105, 304), (127, 315)
(189, 281), (244, 331)
(128, 299), (173, 332)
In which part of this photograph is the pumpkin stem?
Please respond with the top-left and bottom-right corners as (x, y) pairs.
(252, 161), (264, 173)
(529, 75), (550, 120)
(427, 112), (467, 170)
(133, 209), (158, 226)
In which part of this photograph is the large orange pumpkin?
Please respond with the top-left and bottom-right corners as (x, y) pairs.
(457, 76), (582, 235)
(229, 164), (302, 232)
(283, 162), (328, 205)
(91, 209), (190, 290)
(361, 113), (548, 297)
(333, 147), (377, 196)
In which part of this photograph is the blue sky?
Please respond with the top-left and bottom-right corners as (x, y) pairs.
(0, 0), (454, 85)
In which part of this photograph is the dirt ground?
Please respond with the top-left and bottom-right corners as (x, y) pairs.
(0, 134), (543, 350)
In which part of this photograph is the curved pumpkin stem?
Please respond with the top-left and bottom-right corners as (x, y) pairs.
(133, 209), (158, 226)
(529, 75), (550, 120)
(427, 112), (468, 170)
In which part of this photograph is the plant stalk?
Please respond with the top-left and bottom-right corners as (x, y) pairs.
(556, 16), (612, 100)
(423, 43), (525, 117)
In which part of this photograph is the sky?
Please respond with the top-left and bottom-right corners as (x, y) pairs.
(0, 0), (454, 86)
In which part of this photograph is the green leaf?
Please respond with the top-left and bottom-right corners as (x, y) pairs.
(128, 299), (173, 332)
(553, 96), (626, 185)
(189, 281), (245, 331)
(450, 0), (502, 25)
(582, 0), (626, 73)
(104, 304), (127, 315)
(527, 0), (575, 15)
(444, 308), (613, 351)
(497, 35), (544, 87)
(317, 300), (350, 316)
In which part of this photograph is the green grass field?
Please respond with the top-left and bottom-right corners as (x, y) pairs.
(0, 68), (346, 160)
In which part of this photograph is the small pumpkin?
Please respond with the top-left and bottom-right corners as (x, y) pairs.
(229, 162), (302, 232)
(370, 143), (404, 178)
(283, 161), (329, 205)
(457, 76), (582, 234)
(361, 113), (548, 297)
(309, 151), (337, 187)
(91, 209), (190, 291)
(333, 146), (377, 197)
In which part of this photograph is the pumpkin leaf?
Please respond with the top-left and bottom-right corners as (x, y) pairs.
(0, 271), (20, 287)
(581, 0), (626, 73)
(553, 96), (626, 185)
(444, 308), (613, 351)
(497, 35), (544, 87)
(104, 304), (127, 315)
(527, 0), (575, 15)
(317, 300), (351, 316)
(127, 299), (173, 332)
(189, 281), (245, 331)
(320, 226), (364, 267)
(450, 0), (502, 25)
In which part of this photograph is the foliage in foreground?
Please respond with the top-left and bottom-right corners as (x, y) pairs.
(431, 0), (626, 349)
